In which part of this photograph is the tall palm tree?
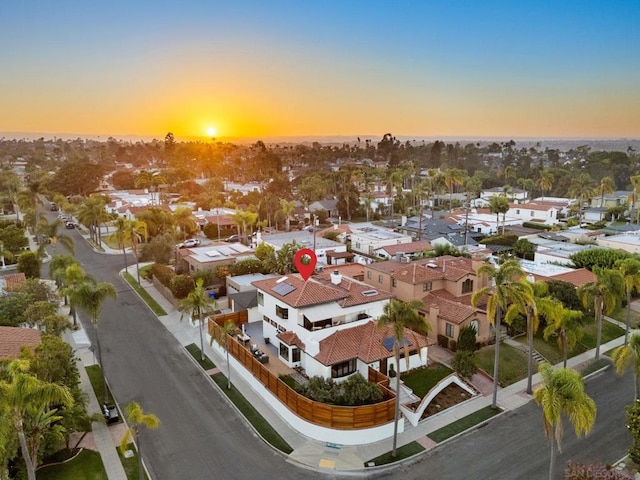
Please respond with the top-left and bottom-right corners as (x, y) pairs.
(542, 302), (584, 368)
(135, 170), (166, 205)
(517, 177), (535, 203)
(596, 176), (615, 220)
(179, 278), (217, 362)
(49, 253), (77, 296)
(125, 220), (147, 283)
(279, 199), (296, 232)
(0, 359), (73, 480)
(444, 168), (464, 212)
(211, 319), (236, 389)
(73, 281), (117, 403)
(533, 363), (596, 480)
(630, 174), (640, 224)
(38, 217), (74, 255)
(376, 298), (429, 458)
(568, 173), (596, 224)
(615, 257), (640, 345)
(231, 210), (258, 244)
(174, 206), (197, 240)
(472, 259), (531, 408)
(612, 332), (640, 401)
(504, 278), (553, 394)
(578, 266), (624, 361)
(488, 194), (509, 235)
(77, 196), (110, 247)
(463, 175), (482, 245)
(119, 401), (159, 480)
(109, 217), (129, 271)
(536, 169), (554, 200)
(60, 263), (92, 326)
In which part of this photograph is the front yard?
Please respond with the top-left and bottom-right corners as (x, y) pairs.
(400, 363), (453, 398)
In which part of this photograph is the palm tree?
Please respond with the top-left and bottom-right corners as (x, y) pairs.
(279, 199), (296, 232)
(125, 219), (148, 283)
(444, 168), (464, 212)
(210, 319), (236, 389)
(630, 174), (640, 224)
(49, 253), (77, 297)
(542, 302), (584, 368)
(488, 194), (509, 235)
(174, 206), (197, 240)
(38, 217), (74, 255)
(568, 173), (596, 224)
(612, 332), (640, 401)
(135, 170), (166, 205)
(179, 278), (217, 362)
(74, 281), (117, 403)
(109, 217), (129, 271)
(0, 359), (73, 480)
(517, 177), (535, 203)
(472, 259), (531, 408)
(231, 210), (258, 244)
(533, 363), (596, 480)
(504, 278), (553, 394)
(376, 298), (429, 458)
(463, 175), (482, 245)
(119, 401), (159, 480)
(60, 263), (92, 326)
(536, 169), (554, 200)
(77, 196), (110, 247)
(596, 176), (615, 220)
(615, 257), (640, 345)
(578, 266), (624, 361)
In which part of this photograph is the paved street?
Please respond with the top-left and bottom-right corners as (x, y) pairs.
(52, 219), (635, 480)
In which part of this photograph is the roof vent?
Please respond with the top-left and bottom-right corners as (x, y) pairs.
(330, 270), (342, 285)
(427, 262), (438, 268)
(362, 289), (378, 297)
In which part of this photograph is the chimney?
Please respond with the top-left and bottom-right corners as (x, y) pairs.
(395, 252), (402, 262)
(331, 270), (342, 285)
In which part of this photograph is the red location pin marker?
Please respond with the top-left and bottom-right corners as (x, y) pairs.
(294, 248), (317, 281)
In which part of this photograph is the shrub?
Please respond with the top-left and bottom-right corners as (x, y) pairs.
(563, 461), (632, 479)
(192, 269), (215, 287)
(451, 351), (477, 379)
(139, 233), (174, 264)
(570, 248), (631, 271)
(627, 399), (640, 465)
(170, 274), (195, 299)
(322, 230), (340, 241)
(437, 334), (449, 349)
(480, 233), (519, 246)
(150, 263), (175, 288)
(17, 251), (40, 278)
(296, 373), (383, 406)
(230, 258), (265, 275)
(457, 325), (478, 352)
(522, 221), (552, 230)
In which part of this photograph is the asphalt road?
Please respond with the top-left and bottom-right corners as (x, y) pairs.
(54, 220), (635, 480)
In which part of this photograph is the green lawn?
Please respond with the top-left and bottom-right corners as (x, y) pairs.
(210, 373), (292, 453)
(475, 343), (528, 386)
(119, 447), (148, 480)
(85, 365), (115, 405)
(366, 442), (425, 466)
(428, 405), (502, 443)
(514, 334), (563, 365)
(123, 272), (167, 316)
(400, 364), (453, 398)
(609, 304), (640, 329)
(38, 449), (107, 480)
(580, 318), (625, 350)
(185, 343), (216, 370)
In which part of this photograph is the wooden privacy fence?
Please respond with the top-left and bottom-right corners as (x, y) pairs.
(209, 321), (396, 429)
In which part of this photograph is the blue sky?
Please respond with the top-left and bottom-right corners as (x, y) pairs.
(2, 1), (639, 139)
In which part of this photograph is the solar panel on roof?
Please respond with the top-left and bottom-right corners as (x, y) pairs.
(382, 336), (413, 352)
(272, 282), (296, 296)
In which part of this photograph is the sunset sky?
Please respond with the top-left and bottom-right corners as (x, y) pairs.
(2, 1), (640, 141)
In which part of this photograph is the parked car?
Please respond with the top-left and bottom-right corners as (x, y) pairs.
(225, 234), (240, 243)
(102, 404), (119, 424)
(65, 221), (75, 229)
(180, 238), (201, 248)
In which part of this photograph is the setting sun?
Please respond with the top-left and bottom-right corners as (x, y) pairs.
(206, 127), (216, 137)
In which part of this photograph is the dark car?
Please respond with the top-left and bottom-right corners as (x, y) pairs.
(102, 404), (119, 424)
(225, 234), (240, 243)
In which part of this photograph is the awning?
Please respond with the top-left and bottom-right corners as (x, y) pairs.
(302, 303), (346, 322)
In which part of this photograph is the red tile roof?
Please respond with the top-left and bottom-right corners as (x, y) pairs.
(368, 256), (475, 284)
(377, 240), (433, 255)
(253, 273), (393, 308)
(314, 321), (432, 366)
(0, 326), (41, 359)
(423, 290), (476, 325)
(537, 268), (597, 287)
(276, 331), (306, 349)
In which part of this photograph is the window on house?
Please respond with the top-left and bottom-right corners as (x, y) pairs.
(258, 292), (264, 306)
(392, 278), (397, 288)
(331, 358), (357, 378)
(530, 211), (534, 216)
(516, 209), (520, 215)
(462, 278), (473, 294)
(367, 271), (371, 279)
(276, 304), (289, 319)
(423, 282), (432, 292)
(263, 315), (270, 323)
(378, 274), (383, 283)
(292, 348), (301, 362)
(279, 343), (288, 359)
(446, 323), (454, 338)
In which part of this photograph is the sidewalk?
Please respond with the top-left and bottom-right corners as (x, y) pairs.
(126, 269), (628, 473)
(62, 309), (128, 480)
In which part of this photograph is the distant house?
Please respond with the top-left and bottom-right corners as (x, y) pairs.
(0, 272), (26, 293)
(175, 242), (255, 275)
(259, 231), (346, 266)
(0, 326), (41, 360)
(590, 191), (631, 209)
(349, 225), (412, 256)
(507, 201), (560, 226)
(308, 199), (338, 219)
(374, 240), (433, 260)
(482, 186), (528, 204)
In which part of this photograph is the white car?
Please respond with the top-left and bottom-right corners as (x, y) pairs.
(181, 238), (201, 248)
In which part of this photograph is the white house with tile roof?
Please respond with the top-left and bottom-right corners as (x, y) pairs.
(252, 270), (431, 379)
